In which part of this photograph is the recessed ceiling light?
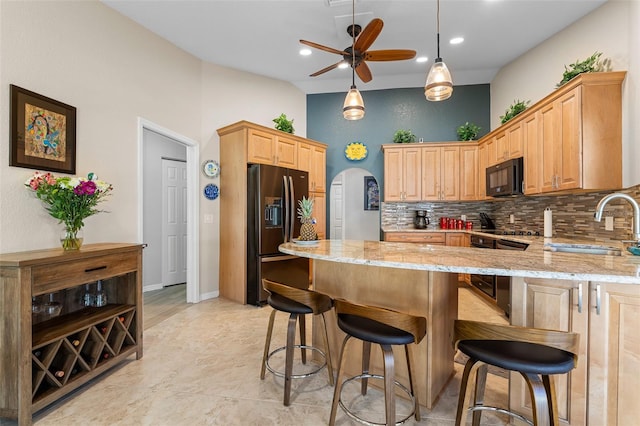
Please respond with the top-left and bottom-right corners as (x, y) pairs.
(338, 62), (349, 69)
(450, 37), (464, 45)
(416, 56), (429, 63)
(299, 48), (312, 56)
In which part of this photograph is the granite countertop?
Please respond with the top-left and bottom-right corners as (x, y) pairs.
(279, 237), (640, 284)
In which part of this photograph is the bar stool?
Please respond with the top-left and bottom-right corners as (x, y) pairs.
(260, 279), (334, 406)
(453, 320), (580, 426)
(329, 299), (427, 426)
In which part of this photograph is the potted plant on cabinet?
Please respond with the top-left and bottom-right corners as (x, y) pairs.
(392, 129), (416, 143)
(500, 100), (530, 124)
(456, 122), (481, 141)
(556, 51), (606, 88)
(273, 113), (294, 134)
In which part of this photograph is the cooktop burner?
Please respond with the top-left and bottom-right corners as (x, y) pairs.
(480, 229), (541, 237)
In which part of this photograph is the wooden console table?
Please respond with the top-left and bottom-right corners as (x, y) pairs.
(0, 243), (144, 425)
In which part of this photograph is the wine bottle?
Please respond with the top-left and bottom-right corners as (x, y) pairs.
(118, 316), (125, 323)
(100, 326), (108, 334)
(54, 370), (65, 378)
(101, 351), (110, 360)
(94, 280), (107, 307)
(33, 350), (42, 358)
(70, 336), (81, 347)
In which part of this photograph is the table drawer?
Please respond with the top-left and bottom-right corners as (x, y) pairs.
(384, 232), (446, 244)
(32, 251), (138, 295)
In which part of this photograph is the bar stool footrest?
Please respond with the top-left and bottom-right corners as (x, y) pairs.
(338, 373), (415, 426)
(265, 344), (327, 379)
(468, 405), (534, 426)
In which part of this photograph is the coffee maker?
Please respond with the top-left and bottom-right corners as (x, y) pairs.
(413, 210), (429, 229)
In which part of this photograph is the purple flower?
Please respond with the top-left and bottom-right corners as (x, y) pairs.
(73, 180), (97, 196)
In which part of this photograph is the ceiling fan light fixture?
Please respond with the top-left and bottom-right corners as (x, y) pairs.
(425, 59), (453, 101)
(343, 85), (365, 120)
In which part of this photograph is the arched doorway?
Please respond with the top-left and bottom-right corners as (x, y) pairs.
(329, 168), (380, 241)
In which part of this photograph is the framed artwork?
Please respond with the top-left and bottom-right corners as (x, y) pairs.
(10, 85), (76, 174)
(364, 176), (379, 211)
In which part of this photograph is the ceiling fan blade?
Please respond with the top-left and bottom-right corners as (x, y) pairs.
(364, 49), (417, 62)
(355, 61), (373, 83)
(354, 18), (383, 53)
(300, 40), (348, 56)
(309, 61), (343, 77)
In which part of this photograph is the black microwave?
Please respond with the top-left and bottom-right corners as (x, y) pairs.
(486, 157), (524, 197)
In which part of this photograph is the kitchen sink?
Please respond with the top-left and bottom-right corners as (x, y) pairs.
(543, 243), (622, 256)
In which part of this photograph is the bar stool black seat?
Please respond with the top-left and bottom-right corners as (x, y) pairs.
(260, 279), (334, 406)
(454, 320), (580, 426)
(329, 299), (427, 426)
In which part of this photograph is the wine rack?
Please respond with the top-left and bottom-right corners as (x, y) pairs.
(0, 243), (144, 425)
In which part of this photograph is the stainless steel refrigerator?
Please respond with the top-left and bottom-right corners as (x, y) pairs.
(247, 164), (310, 305)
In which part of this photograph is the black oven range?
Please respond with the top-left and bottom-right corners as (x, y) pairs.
(469, 233), (529, 317)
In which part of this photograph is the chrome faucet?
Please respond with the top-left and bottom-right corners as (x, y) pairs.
(594, 192), (640, 243)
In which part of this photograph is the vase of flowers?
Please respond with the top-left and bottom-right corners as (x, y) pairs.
(25, 171), (113, 250)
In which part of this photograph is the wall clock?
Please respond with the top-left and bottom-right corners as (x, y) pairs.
(203, 183), (219, 200)
(202, 160), (220, 178)
(345, 142), (367, 161)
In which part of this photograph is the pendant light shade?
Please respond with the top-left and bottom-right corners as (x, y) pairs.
(343, 85), (365, 120)
(424, 0), (453, 101)
(425, 59), (453, 101)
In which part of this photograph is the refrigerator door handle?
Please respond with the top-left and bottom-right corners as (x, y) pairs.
(288, 176), (295, 241)
(283, 175), (290, 242)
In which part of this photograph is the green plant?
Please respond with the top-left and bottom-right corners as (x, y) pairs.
(556, 51), (604, 88)
(272, 113), (294, 134)
(456, 122), (481, 141)
(392, 129), (416, 143)
(500, 100), (530, 124)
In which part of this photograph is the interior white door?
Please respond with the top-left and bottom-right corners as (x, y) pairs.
(330, 172), (345, 239)
(162, 158), (188, 286)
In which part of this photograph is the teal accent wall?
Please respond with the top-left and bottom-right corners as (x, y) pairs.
(307, 84), (490, 194)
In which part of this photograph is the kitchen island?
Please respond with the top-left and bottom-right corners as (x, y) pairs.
(279, 238), (640, 424)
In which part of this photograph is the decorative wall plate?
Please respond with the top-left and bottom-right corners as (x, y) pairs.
(203, 183), (219, 200)
(202, 160), (220, 178)
(345, 142), (367, 161)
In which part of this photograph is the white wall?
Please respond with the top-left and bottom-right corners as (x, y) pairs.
(0, 1), (307, 300)
(491, 0), (638, 186)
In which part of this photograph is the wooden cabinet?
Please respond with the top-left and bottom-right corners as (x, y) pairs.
(445, 232), (468, 247)
(459, 145), (478, 201)
(382, 146), (422, 201)
(0, 243), (143, 425)
(480, 71), (625, 196)
(312, 192), (326, 240)
(477, 142), (488, 200)
(383, 231), (445, 244)
(421, 145), (460, 201)
(510, 277), (588, 425)
(217, 121), (327, 304)
(587, 281), (640, 425)
(511, 277), (640, 425)
(297, 140), (326, 237)
(522, 111), (541, 194)
(247, 128), (297, 168)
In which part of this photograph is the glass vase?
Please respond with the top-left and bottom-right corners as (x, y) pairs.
(60, 227), (83, 250)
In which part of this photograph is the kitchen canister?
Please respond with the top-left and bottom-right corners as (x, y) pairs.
(544, 207), (553, 237)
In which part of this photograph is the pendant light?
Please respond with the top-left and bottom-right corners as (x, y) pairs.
(424, 0), (453, 101)
(343, 0), (365, 120)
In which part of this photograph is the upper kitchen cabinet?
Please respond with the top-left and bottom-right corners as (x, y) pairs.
(421, 145), (460, 201)
(382, 145), (422, 201)
(459, 145), (478, 201)
(247, 127), (298, 168)
(298, 142), (326, 193)
(480, 71), (626, 196)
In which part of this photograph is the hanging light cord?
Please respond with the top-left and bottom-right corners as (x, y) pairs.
(436, 0), (441, 60)
(351, 0), (356, 87)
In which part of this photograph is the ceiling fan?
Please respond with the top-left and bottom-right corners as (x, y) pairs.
(300, 18), (416, 83)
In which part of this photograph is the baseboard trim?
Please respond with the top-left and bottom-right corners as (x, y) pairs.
(199, 291), (219, 301)
(143, 283), (164, 292)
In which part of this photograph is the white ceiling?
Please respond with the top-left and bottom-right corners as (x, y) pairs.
(102, 0), (607, 94)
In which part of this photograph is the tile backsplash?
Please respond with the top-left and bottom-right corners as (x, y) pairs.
(381, 185), (640, 242)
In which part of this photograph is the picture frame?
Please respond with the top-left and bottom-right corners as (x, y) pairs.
(10, 84), (76, 174)
(364, 176), (379, 211)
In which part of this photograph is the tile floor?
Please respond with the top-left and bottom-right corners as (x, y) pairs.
(15, 286), (511, 425)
